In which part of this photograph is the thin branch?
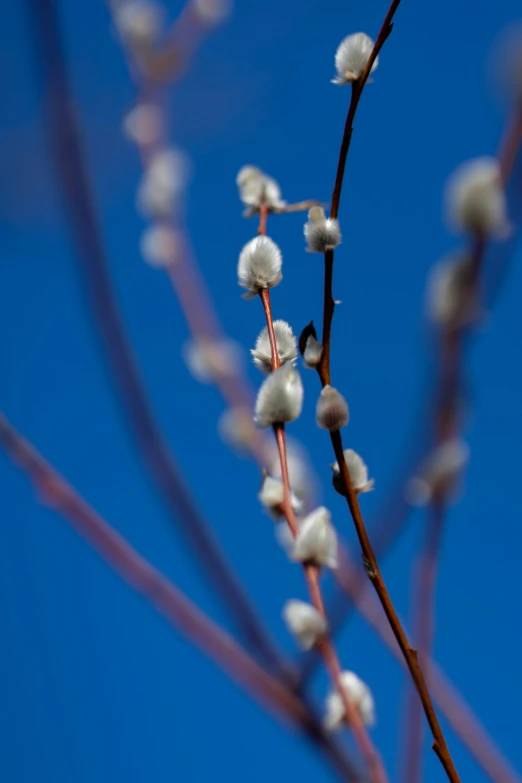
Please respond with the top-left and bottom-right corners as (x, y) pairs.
(301, 543), (522, 783)
(330, 429), (461, 783)
(258, 286), (387, 783)
(26, 0), (287, 677)
(0, 411), (362, 783)
(318, 0), (403, 385)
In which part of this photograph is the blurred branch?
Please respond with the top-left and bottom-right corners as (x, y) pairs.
(25, 0), (288, 678)
(0, 411), (362, 783)
(303, 544), (522, 783)
(401, 98), (522, 783)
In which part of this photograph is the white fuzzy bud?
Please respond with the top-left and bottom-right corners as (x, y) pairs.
(324, 671), (375, 731)
(258, 475), (303, 519)
(303, 336), (323, 369)
(267, 438), (315, 509)
(236, 165), (286, 213)
(251, 320), (297, 374)
(445, 157), (508, 238)
(291, 506), (338, 569)
(316, 386), (349, 431)
(114, 1), (163, 48)
(406, 438), (469, 507)
(218, 408), (257, 452)
(283, 599), (328, 650)
(332, 33), (378, 86)
(123, 104), (163, 146)
(331, 449), (374, 496)
(140, 225), (181, 268)
(137, 148), (190, 219)
(427, 254), (476, 328)
(304, 207), (341, 252)
(192, 0), (232, 24)
(237, 236), (283, 298)
(254, 363), (303, 427)
(183, 338), (241, 384)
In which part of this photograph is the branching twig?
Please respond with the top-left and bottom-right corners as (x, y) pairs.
(0, 411), (362, 783)
(26, 0), (287, 677)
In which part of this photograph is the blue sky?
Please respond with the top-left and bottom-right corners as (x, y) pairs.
(1, 1), (522, 781)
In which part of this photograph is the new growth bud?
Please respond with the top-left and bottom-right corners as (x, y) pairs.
(114, 1), (163, 49)
(236, 166), (286, 214)
(258, 475), (303, 519)
(304, 207), (341, 252)
(254, 363), (304, 427)
(445, 157), (508, 238)
(137, 147), (190, 218)
(140, 225), (180, 268)
(406, 438), (469, 507)
(332, 33), (378, 86)
(237, 236), (283, 299)
(291, 506), (338, 569)
(251, 320), (297, 373)
(316, 386), (349, 431)
(324, 671), (375, 731)
(331, 449), (374, 496)
(283, 599), (328, 650)
(427, 254), (477, 328)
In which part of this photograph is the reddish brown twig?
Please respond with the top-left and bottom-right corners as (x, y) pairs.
(258, 285), (388, 783)
(328, 545), (522, 783)
(0, 410), (362, 783)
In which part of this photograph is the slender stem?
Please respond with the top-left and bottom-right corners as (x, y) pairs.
(27, 0), (286, 677)
(0, 411), (361, 783)
(330, 429), (461, 783)
(401, 501), (445, 783)
(311, 543), (521, 783)
(318, 0), (402, 384)
(259, 290), (388, 783)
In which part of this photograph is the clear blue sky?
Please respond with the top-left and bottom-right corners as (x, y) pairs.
(1, 1), (521, 782)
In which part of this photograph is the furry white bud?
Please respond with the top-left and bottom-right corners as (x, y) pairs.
(324, 671), (375, 731)
(303, 335), (323, 368)
(123, 104), (163, 146)
(218, 408), (257, 452)
(251, 320), (297, 374)
(304, 207), (341, 252)
(258, 475), (303, 519)
(140, 225), (180, 268)
(183, 338), (241, 384)
(137, 148), (190, 218)
(192, 0), (232, 24)
(331, 449), (374, 496)
(236, 166), (286, 213)
(406, 438), (470, 506)
(114, 1), (163, 48)
(427, 254), (476, 328)
(237, 236), (283, 298)
(254, 363), (303, 427)
(316, 386), (349, 431)
(283, 600), (328, 650)
(445, 157), (508, 238)
(332, 33), (378, 86)
(291, 506), (338, 569)
(267, 438), (315, 510)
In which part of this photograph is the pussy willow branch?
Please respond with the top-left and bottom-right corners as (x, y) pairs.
(257, 223), (387, 783)
(0, 412), (361, 783)
(402, 98), (522, 783)
(318, 0), (402, 384)
(116, 4), (268, 464)
(314, 1), (461, 778)
(27, 0), (287, 678)
(321, 545), (522, 783)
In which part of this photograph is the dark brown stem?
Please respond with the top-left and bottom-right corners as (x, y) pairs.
(259, 290), (388, 783)
(27, 0), (286, 677)
(329, 429), (461, 783)
(318, 0), (402, 384)
(402, 501), (445, 783)
(0, 411), (361, 783)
